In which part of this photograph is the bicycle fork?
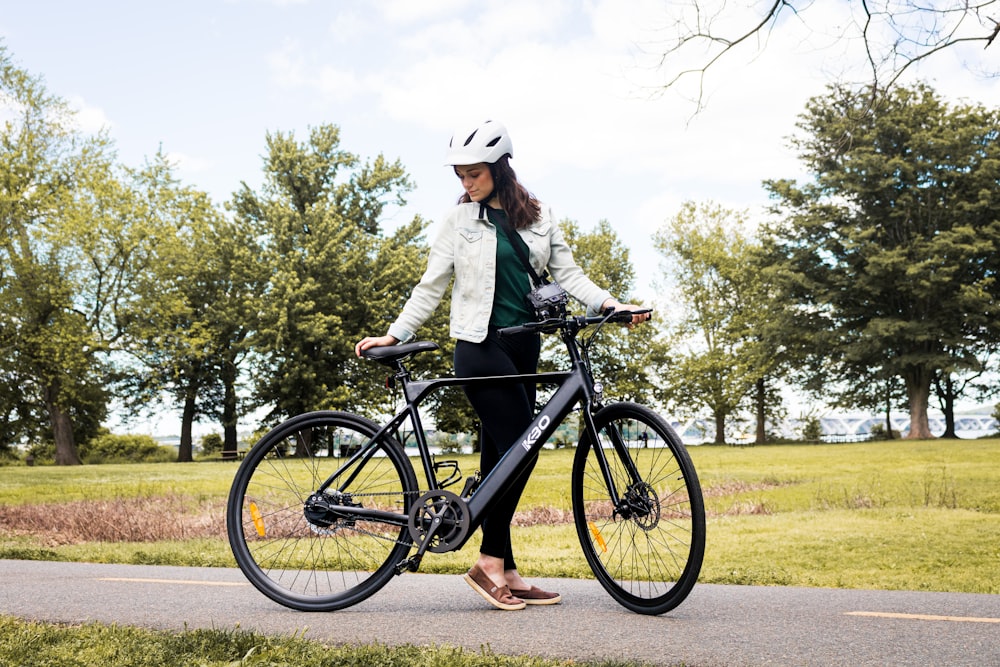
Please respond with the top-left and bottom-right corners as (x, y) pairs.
(581, 405), (649, 520)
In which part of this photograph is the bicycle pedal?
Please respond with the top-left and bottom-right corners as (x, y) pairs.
(394, 554), (422, 575)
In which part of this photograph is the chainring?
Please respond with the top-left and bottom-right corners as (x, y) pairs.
(407, 489), (470, 553)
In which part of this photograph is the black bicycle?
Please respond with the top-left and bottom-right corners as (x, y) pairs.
(226, 308), (705, 615)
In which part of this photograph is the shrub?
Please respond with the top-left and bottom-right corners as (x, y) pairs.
(432, 431), (466, 455)
(26, 441), (56, 465)
(800, 416), (823, 443)
(80, 433), (174, 464)
(199, 433), (223, 456)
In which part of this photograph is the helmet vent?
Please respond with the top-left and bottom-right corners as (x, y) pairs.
(445, 120), (513, 165)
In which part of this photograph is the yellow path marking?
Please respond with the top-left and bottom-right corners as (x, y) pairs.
(98, 577), (248, 588)
(846, 611), (1000, 624)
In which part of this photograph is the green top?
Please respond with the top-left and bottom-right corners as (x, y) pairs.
(487, 208), (534, 328)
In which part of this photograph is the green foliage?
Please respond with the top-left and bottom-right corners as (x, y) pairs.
(21, 433), (174, 466)
(431, 430), (467, 455)
(115, 154), (255, 462)
(0, 44), (120, 464)
(79, 433), (174, 464)
(653, 202), (787, 443)
(560, 219), (657, 404)
(199, 433), (223, 456)
(1, 46), (216, 465)
(764, 82), (1000, 438)
(235, 124), (451, 425)
(799, 416), (823, 443)
(25, 441), (57, 465)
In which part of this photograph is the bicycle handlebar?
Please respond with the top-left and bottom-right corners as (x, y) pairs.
(497, 308), (652, 338)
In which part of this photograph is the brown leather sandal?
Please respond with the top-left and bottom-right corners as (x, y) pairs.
(464, 565), (526, 611)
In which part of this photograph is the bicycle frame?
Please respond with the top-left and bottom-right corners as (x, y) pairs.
(319, 318), (645, 552)
(228, 307), (706, 615)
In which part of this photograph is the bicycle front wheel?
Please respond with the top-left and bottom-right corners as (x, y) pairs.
(226, 411), (418, 611)
(572, 402), (705, 615)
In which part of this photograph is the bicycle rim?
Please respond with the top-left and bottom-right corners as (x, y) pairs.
(572, 403), (705, 615)
(226, 411), (417, 611)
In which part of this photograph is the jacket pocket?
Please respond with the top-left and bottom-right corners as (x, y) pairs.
(457, 227), (483, 243)
(455, 227), (486, 300)
(527, 220), (551, 237)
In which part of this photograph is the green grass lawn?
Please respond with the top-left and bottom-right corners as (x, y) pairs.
(0, 615), (641, 667)
(2, 438), (998, 593)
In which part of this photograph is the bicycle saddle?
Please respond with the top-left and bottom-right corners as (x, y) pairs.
(362, 341), (440, 365)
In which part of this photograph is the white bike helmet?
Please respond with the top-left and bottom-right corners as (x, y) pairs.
(444, 120), (513, 165)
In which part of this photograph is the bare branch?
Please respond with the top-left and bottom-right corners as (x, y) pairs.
(653, 1), (999, 112)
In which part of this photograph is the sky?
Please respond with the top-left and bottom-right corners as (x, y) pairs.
(3, 1), (998, 433)
(3, 1), (997, 302)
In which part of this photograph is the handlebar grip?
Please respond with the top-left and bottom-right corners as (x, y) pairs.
(607, 308), (653, 323)
(497, 324), (536, 337)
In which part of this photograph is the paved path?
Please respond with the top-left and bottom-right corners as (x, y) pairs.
(1, 560), (998, 666)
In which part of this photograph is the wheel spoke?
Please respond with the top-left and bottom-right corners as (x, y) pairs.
(572, 403), (705, 615)
(227, 412), (416, 611)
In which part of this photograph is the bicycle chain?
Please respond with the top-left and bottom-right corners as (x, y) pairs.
(307, 489), (424, 546)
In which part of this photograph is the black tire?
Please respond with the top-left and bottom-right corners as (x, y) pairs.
(226, 411), (418, 611)
(571, 403), (705, 615)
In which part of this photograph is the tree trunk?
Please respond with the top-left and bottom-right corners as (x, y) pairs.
(222, 359), (239, 460)
(937, 373), (957, 439)
(884, 385), (894, 439)
(903, 367), (934, 439)
(47, 393), (82, 466)
(754, 377), (766, 445)
(713, 411), (726, 445)
(178, 389), (196, 462)
(52, 411), (80, 465)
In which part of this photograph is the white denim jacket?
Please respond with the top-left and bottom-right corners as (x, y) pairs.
(388, 202), (614, 344)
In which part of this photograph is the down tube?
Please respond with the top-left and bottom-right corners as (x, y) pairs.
(464, 373), (587, 526)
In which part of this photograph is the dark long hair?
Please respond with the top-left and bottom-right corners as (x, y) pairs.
(458, 157), (541, 230)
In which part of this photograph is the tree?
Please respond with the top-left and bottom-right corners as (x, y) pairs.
(933, 361), (995, 439)
(654, 202), (780, 444)
(654, 1), (999, 111)
(560, 219), (659, 406)
(764, 83), (1000, 439)
(118, 154), (261, 461)
(236, 124), (448, 427)
(0, 45), (146, 464)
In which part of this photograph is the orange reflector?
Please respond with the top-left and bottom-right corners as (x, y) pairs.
(588, 521), (607, 552)
(249, 502), (266, 537)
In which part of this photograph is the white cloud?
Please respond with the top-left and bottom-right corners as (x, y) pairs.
(168, 150), (213, 174)
(67, 95), (112, 134)
(375, 0), (470, 25)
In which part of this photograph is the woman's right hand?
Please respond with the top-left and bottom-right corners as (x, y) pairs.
(355, 335), (399, 357)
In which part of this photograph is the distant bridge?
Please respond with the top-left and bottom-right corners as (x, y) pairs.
(672, 410), (998, 445)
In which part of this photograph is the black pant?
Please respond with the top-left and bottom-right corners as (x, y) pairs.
(454, 328), (541, 570)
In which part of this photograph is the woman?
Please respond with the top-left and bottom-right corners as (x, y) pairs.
(355, 120), (649, 611)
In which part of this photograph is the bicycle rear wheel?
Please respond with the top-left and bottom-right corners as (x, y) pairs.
(226, 410), (417, 611)
(572, 402), (705, 615)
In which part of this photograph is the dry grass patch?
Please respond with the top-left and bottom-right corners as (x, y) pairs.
(0, 475), (791, 546)
(513, 505), (574, 526)
(701, 478), (795, 516)
(0, 495), (226, 545)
